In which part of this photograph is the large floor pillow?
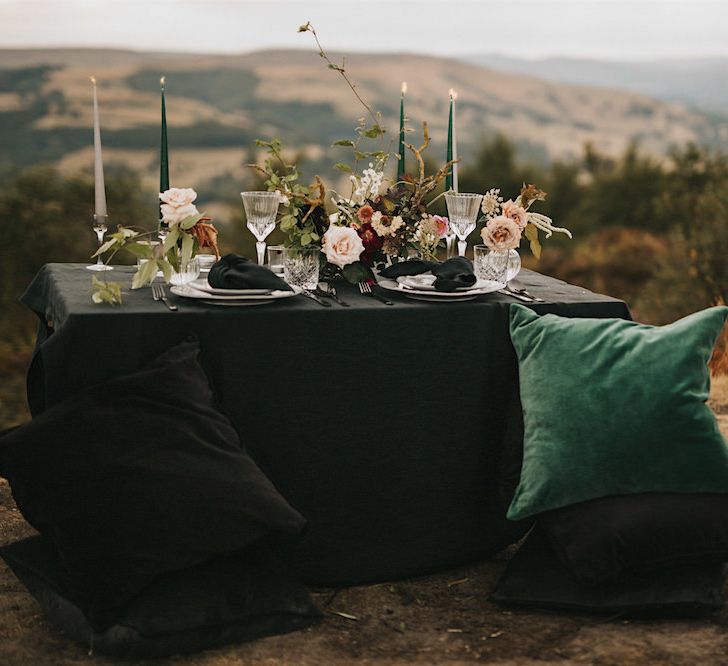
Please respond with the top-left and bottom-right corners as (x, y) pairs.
(0, 339), (306, 632)
(541, 493), (728, 583)
(491, 528), (727, 618)
(507, 305), (728, 520)
(0, 536), (321, 658)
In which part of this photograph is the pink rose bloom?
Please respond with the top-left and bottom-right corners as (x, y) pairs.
(159, 187), (197, 208)
(357, 205), (374, 223)
(481, 215), (522, 251)
(160, 202), (199, 228)
(322, 225), (365, 268)
(432, 215), (449, 237)
(501, 200), (528, 230)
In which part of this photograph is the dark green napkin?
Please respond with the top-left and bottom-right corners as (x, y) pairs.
(208, 254), (292, 291)
(432, 257), (477, 292)
(379, 259), (436, 279)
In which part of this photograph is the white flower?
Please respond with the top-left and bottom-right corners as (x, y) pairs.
(371, 213), (405, 238)
(159, 187), (197, 208)
(322, 225), (365, 268)
(275, 189), (290, 206)
(329, 212), (339, 224)
(160, 202), (199, 228)
(349, 163), (384, 205)
(481, 188), (503, 217)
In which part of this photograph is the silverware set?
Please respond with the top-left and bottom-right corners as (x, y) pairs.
(498, 281), (545, 302)
(151, 277), (543, 309)
(358, 281), (394, 305)
(151, 283), (177, 311)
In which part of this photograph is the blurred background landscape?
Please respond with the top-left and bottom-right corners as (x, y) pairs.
(3, 0), (728, 428)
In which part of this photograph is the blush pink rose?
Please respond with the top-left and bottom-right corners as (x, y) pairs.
(432, 215), (449, 237)
(501, 200), (528, 230)
(322, 225), (365, 268)
(481, 215), (522, 251)
(159, 187), (197, 208)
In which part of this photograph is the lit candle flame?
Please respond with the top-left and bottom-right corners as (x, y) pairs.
(90, 76), (96, 86)
(160, 76), (166, 89)
(449, 88), (458, 100)
(401, 81), (407, 95)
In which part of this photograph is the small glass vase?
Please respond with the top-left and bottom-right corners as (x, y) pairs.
(506, 248), (521, 281)
(169, 256), (201, 286)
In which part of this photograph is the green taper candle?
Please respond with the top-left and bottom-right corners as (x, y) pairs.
(445, 92), (453, 191)
(397, 82), (406, 181)
(160, 76), (169, 202)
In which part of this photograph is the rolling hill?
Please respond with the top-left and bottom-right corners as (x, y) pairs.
(1, 47), (726, 212)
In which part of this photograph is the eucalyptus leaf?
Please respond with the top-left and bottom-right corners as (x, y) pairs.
(162, 228), (180, 255)
(333, 139), (355, 147)
(524, 223), (542, 259)
(157, 259), (172, 282)
(132, 258), (158, 289)
(121, 242), (154, 259)
(92, 237), (117, 258)
(362, 125), (384, 138)
(181, 233), (194, 267)
(334, 163), (353, 173)
(166, 246), (180, 272)
(179, 214), (202, 231)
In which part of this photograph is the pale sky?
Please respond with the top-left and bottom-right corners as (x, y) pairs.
(1, 0), (727, 61)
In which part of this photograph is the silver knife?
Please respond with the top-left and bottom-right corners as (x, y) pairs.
(497, 288), (534, 302)
(302, 289), (332, 307)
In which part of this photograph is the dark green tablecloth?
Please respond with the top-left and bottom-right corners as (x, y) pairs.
(21, 264), (631, 585)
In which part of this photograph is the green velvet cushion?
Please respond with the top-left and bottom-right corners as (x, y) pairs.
(507, 304), (728, 521)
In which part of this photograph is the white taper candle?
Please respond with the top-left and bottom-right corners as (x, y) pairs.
(90, 77), (107, 218)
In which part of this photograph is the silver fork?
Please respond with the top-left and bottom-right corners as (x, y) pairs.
(151, 283), (178, 311)
(358, 281), (393, 306)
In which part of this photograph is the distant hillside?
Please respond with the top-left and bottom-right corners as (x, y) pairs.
(464, 54), (728, 116)
(1, 47), (726, 208)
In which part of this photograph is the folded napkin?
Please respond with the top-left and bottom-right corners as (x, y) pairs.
(379, 259), (437, 279)
(208, 254), (292, 291)
(380, 257), (477, 292)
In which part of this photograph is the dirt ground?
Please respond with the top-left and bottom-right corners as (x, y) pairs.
(2, 382), (728, 665)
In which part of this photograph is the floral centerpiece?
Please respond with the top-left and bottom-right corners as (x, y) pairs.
(90, 187), (219, 304)
(250, 23), (570, 284)
(479, 185), (571, 257)
(250, 23), (456, 284)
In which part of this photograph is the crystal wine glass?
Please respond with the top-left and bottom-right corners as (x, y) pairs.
(444, 192), (483, 257)
(86, 214), (113, 271)
(241, 191), (280, 265)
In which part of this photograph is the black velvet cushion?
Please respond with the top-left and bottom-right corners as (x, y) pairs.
(0, 536), (321, 658)
(541, 493), (728, 583)
(0, 340), (306, 632)
(491, 528), (726, 618)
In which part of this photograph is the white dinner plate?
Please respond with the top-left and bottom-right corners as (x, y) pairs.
(397, 274), (502, 292)
(188, 278), (272, 296)
(378, 276), (503, 299)
(170, 284), (300, 302)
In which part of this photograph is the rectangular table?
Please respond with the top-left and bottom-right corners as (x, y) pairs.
(22, 264), (631, 585)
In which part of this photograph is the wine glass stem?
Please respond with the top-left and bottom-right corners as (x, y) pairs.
(256, 241), (266, 266)
(96, 229), (105, 266)
(458, 239), (467, 257)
